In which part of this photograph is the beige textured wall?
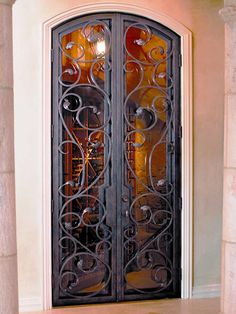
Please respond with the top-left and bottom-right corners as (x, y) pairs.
(192, 0), (224, 288)
(13, 0), (224, 306)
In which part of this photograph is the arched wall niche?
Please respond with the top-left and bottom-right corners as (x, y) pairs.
(42, 3), (192, 310)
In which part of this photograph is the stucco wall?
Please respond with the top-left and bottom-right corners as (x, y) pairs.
(13, 0), (224, 308)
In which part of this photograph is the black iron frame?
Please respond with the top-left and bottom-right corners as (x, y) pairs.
(51, 12), (181, 307)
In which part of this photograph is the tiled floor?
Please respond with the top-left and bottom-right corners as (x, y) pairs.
(22, 298), (220, 314)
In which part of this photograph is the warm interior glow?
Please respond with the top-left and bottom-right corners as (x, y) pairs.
(60, 23), (169, 294)
(96, 40), (106, 56)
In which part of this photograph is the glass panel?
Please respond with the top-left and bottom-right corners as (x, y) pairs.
(57, 19), (112, 297)
(123, 23), (174, 294)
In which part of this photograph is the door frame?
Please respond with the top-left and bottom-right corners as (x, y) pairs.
(42, 3), (192, 310)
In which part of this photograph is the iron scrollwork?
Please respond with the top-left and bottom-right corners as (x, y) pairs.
(52, 14), (180, 305)
(56, 19), (112, 298)
(123, 22), (175, 294)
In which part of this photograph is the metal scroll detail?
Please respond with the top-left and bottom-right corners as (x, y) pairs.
(123, 23), (174, 294)
(56, 19), (112, 298)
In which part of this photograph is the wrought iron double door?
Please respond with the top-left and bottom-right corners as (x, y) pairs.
(52, 13), (181, 306)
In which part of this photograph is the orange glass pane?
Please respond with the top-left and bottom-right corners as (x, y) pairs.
(124, 25), (172, 292)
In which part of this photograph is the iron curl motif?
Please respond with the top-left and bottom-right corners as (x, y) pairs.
(59, 20), (111, 63)
(58, 196), (112, 298)
(56, 19), (113, 298)
(123, 22), (175, 294)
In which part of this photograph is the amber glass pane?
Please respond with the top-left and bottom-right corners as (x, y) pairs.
(123, 24), (173, 293)
(58, 21), (112, 296)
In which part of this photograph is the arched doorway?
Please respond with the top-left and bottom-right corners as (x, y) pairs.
(51, 12), (181, 306)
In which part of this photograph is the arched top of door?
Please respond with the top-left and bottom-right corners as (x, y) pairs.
(43, 3), (191, 38)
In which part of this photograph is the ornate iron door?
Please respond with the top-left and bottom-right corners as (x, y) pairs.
(52, 13), (181, 306)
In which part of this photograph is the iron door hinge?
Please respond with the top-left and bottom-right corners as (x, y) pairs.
(179, 197), (182, 211)
(51, 49), (54, 63)
(179, 125), (182, 138)
(178, 54), (182, 67)
(51, 124), (54, 139)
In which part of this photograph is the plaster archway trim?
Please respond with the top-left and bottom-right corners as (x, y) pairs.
(42, 2), (193, 309)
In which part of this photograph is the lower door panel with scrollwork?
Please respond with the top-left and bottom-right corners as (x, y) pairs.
(51, 13), (181, 306)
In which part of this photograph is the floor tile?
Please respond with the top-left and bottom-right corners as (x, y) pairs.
(21, 298), (220, 314)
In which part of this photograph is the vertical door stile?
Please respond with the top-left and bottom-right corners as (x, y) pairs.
(52, 28), (60, 304)
(114, 13), (125, 301)
(101, 15), (116, 300)
(173, 36), (181, 296)
(110, 13), (119, 300)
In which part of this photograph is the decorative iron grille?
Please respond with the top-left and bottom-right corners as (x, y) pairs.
(51, 13), (181, 306)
